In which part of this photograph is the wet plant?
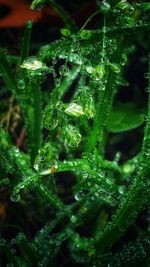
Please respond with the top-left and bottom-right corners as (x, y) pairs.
(0, 0), (150, 266)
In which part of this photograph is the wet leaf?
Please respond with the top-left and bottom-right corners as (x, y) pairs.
(106, 102), (145, 133)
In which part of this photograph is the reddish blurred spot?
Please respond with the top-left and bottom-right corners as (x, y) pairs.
(0, 202), (6, 219)
(17, 127), (26, 148)
(0, 0), (58, 27)
(0, 0), (95, 28)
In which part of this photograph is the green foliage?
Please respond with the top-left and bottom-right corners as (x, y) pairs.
(106, 102), (145, 133)
(1, 0), (150, 266)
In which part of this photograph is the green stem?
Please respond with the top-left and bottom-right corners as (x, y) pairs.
(26, 79), (42, 165)
(40, 158), (121, 176)
(79, 10), (102, 31)
(16, 234), (37, 264)
(20, 21), (32, 64)
(94, 55), (150, 250)
(0, 49), (18, 96)
(95, 176), (140, 249)
(141, 56), (150, 154)
(32, 80), (42, 164)
(86, 39), (123, 154)
(36, 183), (65, 211)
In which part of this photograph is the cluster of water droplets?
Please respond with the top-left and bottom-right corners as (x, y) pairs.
(43, 102), (59, 131)
(70, 153), (120, 208)
(10, 173), (38, 203)
(20, 56), (49, 82)
(69, 233), (95, 264)
(33, 142), (58, 173)
(32, 221), (69, 266)
(109, 234), (147, 267)
(63, 124), (81, 147)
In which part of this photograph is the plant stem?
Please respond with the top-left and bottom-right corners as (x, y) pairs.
(31, 80), (42, 164)
(0, 49), (18, 96)
(94, 55), (150, 250)
(79, 10), (102, 32)
(20, 21), (32, 64)
(86, 39), (123, 154)
(36, 183), (67, 212)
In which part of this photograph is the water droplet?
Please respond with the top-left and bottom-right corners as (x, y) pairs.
(114, 151), (121, 163)
(0, 238), (6, 246)
(144, 73), (149, 79)
(121, 53), (127, 66)
(91, 65), (105, 80)
(52, 58), (57, 65)
(10, 193), (20, 203)
(20, 57), (45, 71)
(73, 161), (78, 167)
(110, 63), (120, 73)
(55, 78), (61, 87)
(74, 193), (81, 201)
(123, 163), (133, 174)
(68, 161), (74, 167)
(60, 28), (71, 37)
(18, 79), (25, 90)
(19, 183), (25, 189)
(79, 30), (92, 40)
(118, 186), (126, 195)
(136, 20), (142, 27)
(59, 65), (69, 76)
(91, 196), (95, 201)
(86, 66), (93, 74)
(71, 215), (77, 224)
(69, 53), (82, 65)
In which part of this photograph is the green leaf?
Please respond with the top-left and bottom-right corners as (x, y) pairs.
(31, 0), (46, 10)
(106, 102), (145, 133)
(63, 125), (81, 147)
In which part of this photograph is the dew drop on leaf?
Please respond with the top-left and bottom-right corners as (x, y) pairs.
(85, 66), (93, 74)
(91, 65), (105, 80)
(59, 65), (69, 76)
(18, 79), (25, 90)
(60, 28), (71, 37)
(74, 193), (82, 201)
(71, 215), (77, 224)
(69, 54), (82, 65)
(79, 30), (92, 40)
(20, 57), (45, 70)
(10, 193), (20, 203)
(118, 186), (126, 195)
(109, 63), (120, 73)
(0, 238), (6, 247)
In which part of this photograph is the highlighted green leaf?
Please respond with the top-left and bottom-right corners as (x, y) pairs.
(106, 103), (145, 133)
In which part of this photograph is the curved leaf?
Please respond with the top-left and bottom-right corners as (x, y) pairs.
(106, 102), (145, 133)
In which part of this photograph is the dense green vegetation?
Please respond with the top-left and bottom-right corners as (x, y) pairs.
(0, 0), (150, 266)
